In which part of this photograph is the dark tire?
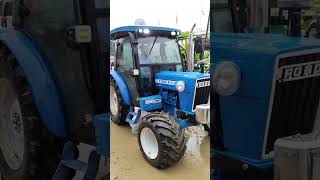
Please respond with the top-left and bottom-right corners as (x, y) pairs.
(137, 113), (187, 169)
(0, 47), (64, 180)
(110, 78), (128, 125)
(204, 124), (210, 136)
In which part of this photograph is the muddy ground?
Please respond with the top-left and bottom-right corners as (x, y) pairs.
(110, 122), (210, 180)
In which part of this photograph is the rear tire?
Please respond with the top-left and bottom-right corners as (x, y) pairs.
(138, 113), (187, 169)
(0, 47), (64, 180)
(110, 78), (128, 125)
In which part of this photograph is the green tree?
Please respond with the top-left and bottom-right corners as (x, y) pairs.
(311, 0), (320, 13)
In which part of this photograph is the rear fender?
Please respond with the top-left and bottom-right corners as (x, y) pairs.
(0, 30), (65, 138)
(110, 71), (131, 105)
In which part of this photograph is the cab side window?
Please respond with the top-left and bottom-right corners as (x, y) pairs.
(118, 38), (133, 71)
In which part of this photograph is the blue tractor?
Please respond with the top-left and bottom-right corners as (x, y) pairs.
(211, 0), (320, 179)
(0, 0), (108, 179)
(110, 26), (210, 169)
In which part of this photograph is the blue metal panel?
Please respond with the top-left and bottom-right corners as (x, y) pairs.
(0, 30), (65, 138)
(139, 95), (162, 112)
(211, 32), (320, 163)
(215, 150), (273, 169)
(94, 113), (109, 157)
(110, 70), (131, 105)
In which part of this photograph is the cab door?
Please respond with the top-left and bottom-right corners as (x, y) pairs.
(115, 36), (140, 106)
(78, 0), (108, 113)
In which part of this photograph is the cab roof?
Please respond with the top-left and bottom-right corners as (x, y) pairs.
(111, 26), (181, 40)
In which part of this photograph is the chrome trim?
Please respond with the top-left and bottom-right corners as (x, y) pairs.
(195, 104), (210, 124)
(192, 77), (210, 112)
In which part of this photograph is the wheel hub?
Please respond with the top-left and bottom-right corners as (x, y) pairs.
(110, 86), (119, 116)
(0, 78), (25, 170)
(140, 127), (159, 159)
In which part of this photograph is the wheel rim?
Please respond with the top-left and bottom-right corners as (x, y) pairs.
(140, 127), (159, 159)
(0, 78), (25, 170)
(110, 86), (119, 116)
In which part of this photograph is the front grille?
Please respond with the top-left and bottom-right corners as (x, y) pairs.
(264, 53), (320, 155)
(193, 78), (210, 110)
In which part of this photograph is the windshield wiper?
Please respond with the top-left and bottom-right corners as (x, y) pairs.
(148, 36), (158, 56)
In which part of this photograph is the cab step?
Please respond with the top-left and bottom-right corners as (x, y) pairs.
(125, 107), (141, 125)
(52, 142), (100, 180)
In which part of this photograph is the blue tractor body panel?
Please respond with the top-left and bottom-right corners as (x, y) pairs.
(212, 32), (320, 168)
(155, 71), (210, 113)
(110, 70), (131, 105)
(139, 95), (162, 112)
(94, 113), (109, 157)
(0, 30), (65, 138)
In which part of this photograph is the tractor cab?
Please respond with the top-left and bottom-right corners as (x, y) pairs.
(111, 26), (184, 103)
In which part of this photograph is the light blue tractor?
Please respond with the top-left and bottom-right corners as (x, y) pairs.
(211, 0), (320, 179)
(0, 0), (109, 179)
(110, 26), (210, 169)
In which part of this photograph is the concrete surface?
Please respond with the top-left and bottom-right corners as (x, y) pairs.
(110, 122), (210, 180)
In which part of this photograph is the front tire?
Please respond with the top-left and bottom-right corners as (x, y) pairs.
(138, 113), (187, 169)
(0, 47), (63, 180)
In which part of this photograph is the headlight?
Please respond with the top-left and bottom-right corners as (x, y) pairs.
(176, 81), (185, 92)
(143, 29), (150, 34)
(213, 61), (241, 96)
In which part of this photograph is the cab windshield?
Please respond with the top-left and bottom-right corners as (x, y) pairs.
(137, 36), (182, 65)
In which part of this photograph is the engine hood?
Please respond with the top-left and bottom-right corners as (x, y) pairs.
(155, 71), (209, 92)
(155, 71), (210, 112)
(211, 33), (320, 99)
